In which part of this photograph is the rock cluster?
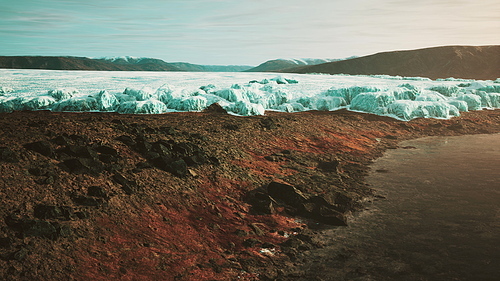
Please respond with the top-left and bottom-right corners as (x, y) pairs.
(248, 181), (349, 226)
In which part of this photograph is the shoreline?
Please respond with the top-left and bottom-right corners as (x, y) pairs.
(1, 109), (499, 280)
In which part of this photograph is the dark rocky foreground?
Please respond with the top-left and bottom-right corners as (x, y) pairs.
(1, 109), (499, 280)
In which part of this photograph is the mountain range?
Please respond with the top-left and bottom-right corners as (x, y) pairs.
(0, 45), (498, 80)
(284, 45), (500, 80)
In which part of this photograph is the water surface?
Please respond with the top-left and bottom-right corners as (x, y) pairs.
(303, 134), (500, 281)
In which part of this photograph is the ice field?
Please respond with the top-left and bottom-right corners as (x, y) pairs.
(1, 69), (499, 120)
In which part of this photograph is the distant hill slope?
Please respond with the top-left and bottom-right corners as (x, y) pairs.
(97, 56), (253, 72)
(0, 56), (253, 72)
(0, 56), (182, 71)
(246, 58), (355, 72)
(169, 62), (253, 72)
(284, 46), (500, 80)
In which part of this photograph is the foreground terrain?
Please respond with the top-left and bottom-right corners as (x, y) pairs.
(1, 108), (499, 280)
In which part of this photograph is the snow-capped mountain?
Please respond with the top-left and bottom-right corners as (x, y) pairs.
(246, 57), (357, 72)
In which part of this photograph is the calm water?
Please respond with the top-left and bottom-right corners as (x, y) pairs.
(301, 134), (500, 281)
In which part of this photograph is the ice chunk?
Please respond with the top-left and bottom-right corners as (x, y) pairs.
(269, 76), (299, 84)
(0, 97), (17, 113)
(392, 84), (420, 100)
(48, 88), (79, 101)
(0, 86), (13, 95)
(94, 90), (119, 111)
(155, 84), (186, 104)
(324, 86), (380, 104)
(457, 94), (482, 110)
(168, 96), (207, 111)
(315, 96), (347, 111)
(416, 102), (459, 119)
(123, 87), (155, 101)
(472, 91), (493, 108)
(388, 101), (459, 120)
(447, 99), (468, 112)
(199, 84), (217, 94)
(476, 85), (500, 93)
(277, 102), (305, 113)
(117, 99), (168, 114)
(260, 87), (290, 109)
(415, 90), (447, 101)
(114, 93), (137, 103)
(350, 92), (396, 114)
(387, 101), (422, 120)
(428, 85), (462, 97)
(52, 97), (99, 112)
(215, 87), (249, 103)
(488, 93), (500, 107)
(228, 101), (265, 116)
(20, 96), (57, 110)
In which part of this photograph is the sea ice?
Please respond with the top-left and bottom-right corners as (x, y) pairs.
(117, 99), (168, 114)
(1, 69), (499, 119)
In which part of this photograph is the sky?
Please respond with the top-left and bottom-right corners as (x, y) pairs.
(0, 0), (499, 65)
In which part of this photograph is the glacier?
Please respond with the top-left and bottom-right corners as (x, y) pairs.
(0, 69), (499, 120)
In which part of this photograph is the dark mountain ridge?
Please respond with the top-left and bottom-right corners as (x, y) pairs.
(283, 45), (500, 80)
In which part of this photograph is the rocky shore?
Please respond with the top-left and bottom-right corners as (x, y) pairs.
(1, 108), (499, 280)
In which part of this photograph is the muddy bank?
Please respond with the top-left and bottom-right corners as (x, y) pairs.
(1, 109), (499, 280)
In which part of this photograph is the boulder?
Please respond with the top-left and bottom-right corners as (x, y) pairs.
(24, 141), (54, 157)
(267, 182), (307, 207)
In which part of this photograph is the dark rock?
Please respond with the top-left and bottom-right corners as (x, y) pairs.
(249, 223), (265, 236)
(134, 140), (152, 153)
(183, 151), (207, 167)
(208, 156), (221, 165)
(261, 242), (276, 249)
(51, 135), (72, 146)
(172, 142), (196, 156)
(159, 126), (177, 135)
(247, 192), (278, 215)
(61, 158), (104, 174)
(242, 238), (261, 248)
(87, 186), (107, 198)
(34, 205), (73, 220)
(5, 215), (58, 239)
(75, 211), (89, 219)
(234, 229), (248, 237)
(280, 238), (304, 249)
(295, 233), (313, 243)
(267, 182), (307, 207)
(203, 103), (228, 114)
(24, 141), (54, 157)
(0, 147), (18, 163)
(152, 142), (172, 156)
(72, 195), (103, 206)
(116, 135), (136, 146)
(0, 237), (12, 249)
(98, 153), (118, 164)
(143, 151), (161, 160)
(317, 159), (342, 173)
(95, 145), (118, 156)
(68, 134), (90, 145)
(168, 159), (188, 177)
(264, 155), (284, 162)
(152, 156), (188, 177)
(112, 173), (138, 195)
(260, 118), (277, 130)
(135, 161), (153, 170)
(9, 247), (29, 261)
(316, 206), (347, 226)
(223, 124), (239, 130)
(58, 145), (98, 159)
(53, 223), (72, 238)
(28, 166), (47, 176)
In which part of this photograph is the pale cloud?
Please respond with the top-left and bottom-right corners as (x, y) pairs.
(0, 0), (498, 65)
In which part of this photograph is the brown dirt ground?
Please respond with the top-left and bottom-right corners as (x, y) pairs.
(1, 109), (499, 280)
